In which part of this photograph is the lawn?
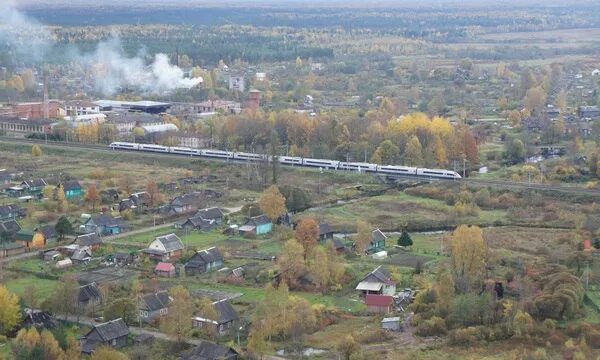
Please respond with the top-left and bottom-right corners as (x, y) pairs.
(184, 282), (366, 313)
(4, 275), (59, 302)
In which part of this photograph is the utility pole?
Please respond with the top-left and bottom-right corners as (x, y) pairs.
(463, 158), (466, 178)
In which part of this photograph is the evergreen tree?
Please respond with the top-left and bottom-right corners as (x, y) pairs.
(398, 230), (413, 247)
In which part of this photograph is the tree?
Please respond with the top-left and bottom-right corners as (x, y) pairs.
(355, 220), (372, 255)
(32, 145), (42, 157)
(309, 247), (330, 292)
(0, 285), (20, 335)
(371, 140), (400, 165)
(513, 310), (534, 338)
(119, 174), (135, 196)
(40, 330), (64, 360)
(91, 346), (129, 360)
(196, 297), (218, 338)
(258, 185), (287, 222)
(23, 285), (38, 309)
(103, 298), (137, 325)
(270, 130), (280, 184)
(161, 286), (194, 344)
(398, 230), (413, 247)
(508, 110), (522, 127)
(295, 217), (319, 257)
(278, 239), (306, 288)
(524, 87), (547, 116)
(404, 135), (423, 166)
(85, 183), (100, 211)
(433, 135), (448, 166)
(556, 90), (567, 112)
(42, 185), (54, 200)
(56, 187), (66, 211)
(146, 181), (161, 206)
(64, 339), (81, 360)
(506, 138), (525, 164)
(436, 268), (455, 315)
(48, 275), (78, 320)
(247, 325), (270, 359)
(449, 225), (487, 291)
(55, 216), (73, 240)
(337, 334), (360, 360)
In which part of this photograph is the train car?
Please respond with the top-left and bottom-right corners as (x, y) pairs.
(109, 142), (139, 150)
(201, 149), (234, 159)
(302, 158), (340, 169)
(278, 156), (302, 165)
(377, 165), (417, 175)
(338, 162), (377, 172)
(138, 144), (169, 153)
(416, 168), (461, 179)
(170, 147), (201, 156)
(234, 152), (267, 161)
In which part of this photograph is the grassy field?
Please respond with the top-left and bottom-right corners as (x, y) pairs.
(4, 275), (59, 303)
(303, 191), (506, 231)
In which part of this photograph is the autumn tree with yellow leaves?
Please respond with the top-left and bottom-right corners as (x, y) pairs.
(449, 225), (487, 292)
(259, 185), (287, 222)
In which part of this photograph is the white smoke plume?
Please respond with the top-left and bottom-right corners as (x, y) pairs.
(1, 1), (202, 95)
(0, 0), (52, 62)
(87, 38), (203, 95)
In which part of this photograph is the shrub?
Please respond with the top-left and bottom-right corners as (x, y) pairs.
(542, 319), (556, 330)
(474, 188), (491, 207)
(586, 330), (600, 349)
(448, 327), (480, 347)
(414, 316), (447, 337)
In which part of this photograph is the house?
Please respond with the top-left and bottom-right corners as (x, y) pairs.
(0, 242), (25, 258)
(21, 179), (47, 193)
(355, 266), (396, 296)
(170, 192), (204, 214)
(22, 308), (56, 330)
(155, 262), (176, 277)
(332, 238), (346, 253)
(78, 282), (103, 308)
(113, 252), (136, 265)
(75, 233), (103, 249)
(139, 291), (171, 323)
(100, 189), (120, 203)
(0, 219), (21, 238)
(147, 234), (184, 260)
(180, 216), (217, 232)
(82, 214), (127, 236)
(80, 318), (129, 354)
(238, 215), (272, 236)
(43, 250), (61, 261)
(192, 299), (239, 336)
(367, 229), (387, 253)
(578, 105), (600, 119)
(319, 222), (334, 242)
(38, 225), (58, 243)
(366, 294), (394, 314)
(71, 247), (92, 264)
(185, 247), (224, 275)
(381, 317), (401, 331)
(0, 204), (26, 220)
(15, 229), (45, 249)
(194, 207), (225, 224)
(61, 180), (84, 199)
(181, 341), (239, 360)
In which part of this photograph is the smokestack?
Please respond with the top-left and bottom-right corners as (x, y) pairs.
(43, 68), (49, 119)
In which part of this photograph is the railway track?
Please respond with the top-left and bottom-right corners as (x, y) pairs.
(3, 136), (600, 197)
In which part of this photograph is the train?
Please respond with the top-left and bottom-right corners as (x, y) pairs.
(109, 142), (462, 179)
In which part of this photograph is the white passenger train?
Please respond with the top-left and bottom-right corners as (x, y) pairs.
(109, 142), (461, 179)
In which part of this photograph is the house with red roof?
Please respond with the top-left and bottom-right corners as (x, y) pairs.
(155, 262), (176, 277)
(365, 294), (394, 314)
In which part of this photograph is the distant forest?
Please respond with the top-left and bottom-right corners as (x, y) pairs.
(22, 5), (600, 36)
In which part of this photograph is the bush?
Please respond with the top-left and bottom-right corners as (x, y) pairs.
(474, 188), (491, 207)
(542, 319), (556, 330)
(414, 316), (447, 337)
(448, 327), (480, 347)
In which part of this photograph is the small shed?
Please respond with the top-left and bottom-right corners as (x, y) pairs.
(155, 262), (176, 277)
(43, 250), (61, 262)
(381, 317), (401, 331)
